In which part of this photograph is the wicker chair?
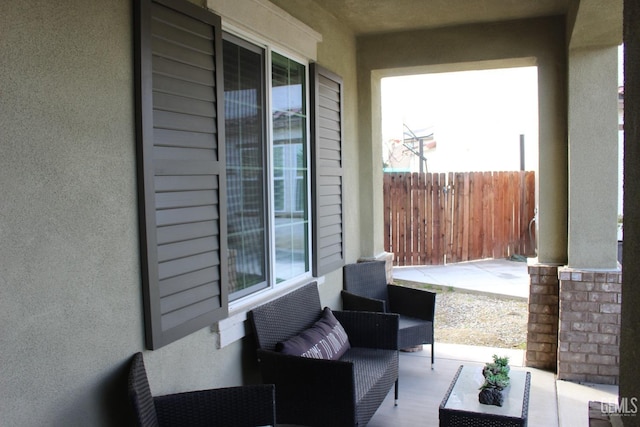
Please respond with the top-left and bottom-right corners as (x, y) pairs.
(127, 352), (276, 427)
(248, 282), (399, 427)
(342, 261), (436, 367)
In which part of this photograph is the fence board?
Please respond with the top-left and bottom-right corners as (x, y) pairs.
(384, 171), (535, 266)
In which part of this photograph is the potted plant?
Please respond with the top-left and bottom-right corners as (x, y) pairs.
(478, 355), (510, 406)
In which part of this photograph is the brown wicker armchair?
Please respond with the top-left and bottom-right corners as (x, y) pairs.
(342, 261), (436, 367)
(248, 281), (399, 427)
(128, 352), (276, 427)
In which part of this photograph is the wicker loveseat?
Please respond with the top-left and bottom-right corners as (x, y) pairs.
(248, 281), (399, 427)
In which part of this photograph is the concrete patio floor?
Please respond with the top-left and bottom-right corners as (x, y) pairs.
(369, 342), (618, 426)
(377, 259), (620, 426)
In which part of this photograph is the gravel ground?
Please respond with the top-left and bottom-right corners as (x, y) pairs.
(434, 290), (528, 349)
(396, 281), (528, 349)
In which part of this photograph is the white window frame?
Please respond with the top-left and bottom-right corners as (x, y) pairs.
(220, 29), (315, 327)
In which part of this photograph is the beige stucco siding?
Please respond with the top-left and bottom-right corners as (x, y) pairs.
(0, 0), (359, 424)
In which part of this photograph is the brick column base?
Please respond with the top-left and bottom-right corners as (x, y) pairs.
(525, 264), (560, 370)
(557, 267), (621, 385)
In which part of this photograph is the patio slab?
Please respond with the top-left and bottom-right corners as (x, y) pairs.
(392, 258), (530, 300)
(369, 343), (620, 427)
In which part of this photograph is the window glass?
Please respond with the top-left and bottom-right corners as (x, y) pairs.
(223, 37), (268, 300)
(272, 52), (309, 282)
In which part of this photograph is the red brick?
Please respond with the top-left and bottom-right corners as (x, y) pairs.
(595, 282), (622, 292)
(606, 272), (621, 283)
(595, 273), (608, 282)
(587, 354), (617, 365)
(541, 275), (559, 285)
(535, 333), (558, 343)
(534, 351), (556, 363)
(588, 292), (618, 303)
(569, 342), (599, 353)
(541, 266), (559, 276)
(599, 323), (620, 335)
(536, 314), (559, 324)
(530, 303), (555, 314)
(527, 342), (554, 352)
(560, 331), (588, 343)
(559, 271), (572, 281)
(589, 313), (620, 324)
(600, 303), (621, 314)
(598, 365), (620, 376)
(588, 333), (617, 345)
(569, 363), (599, 375)
(530, 323), (554, 333)
(562, 311), (587, 322)
(599, 344), (620, 356)
(573, 282), (596, 292)
(571, 301), (600, 312)
(531, 284), (553, 294)
(572, 322), (599, 333)
(539, 295), (559, 305)
(561, 291), (588, 302)
(582, 272), (595, 282)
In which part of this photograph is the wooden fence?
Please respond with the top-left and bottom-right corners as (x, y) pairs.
(383, 171), (536, 266)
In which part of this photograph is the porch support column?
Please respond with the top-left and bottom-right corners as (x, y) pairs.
(567, 46), (620, 270)
(556, 45), (622, 383)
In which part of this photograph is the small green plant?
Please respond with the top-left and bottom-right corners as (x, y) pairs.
(480, 354), (511, 391)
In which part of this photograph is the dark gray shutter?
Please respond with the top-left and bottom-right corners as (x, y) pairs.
(310, 64), (345, 277)
(134, 0), (227, 349)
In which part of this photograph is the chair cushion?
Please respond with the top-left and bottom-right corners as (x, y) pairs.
(276, 307), (351, 360)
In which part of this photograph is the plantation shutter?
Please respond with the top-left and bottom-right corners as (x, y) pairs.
(310, 64), (345, 277)
(134, 0), (227, 349)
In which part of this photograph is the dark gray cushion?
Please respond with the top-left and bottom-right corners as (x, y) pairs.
(276, 307), (351, 360)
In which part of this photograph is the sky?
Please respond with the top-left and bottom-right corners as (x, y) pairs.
(381, 66), (539, 173)
(381, 46), (624, 175)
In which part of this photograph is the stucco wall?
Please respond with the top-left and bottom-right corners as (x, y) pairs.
(1, 1), (145, 424)
(568, 46), (620, 269)
(356, 17), (569, 263)
(0, 0), (359, 424)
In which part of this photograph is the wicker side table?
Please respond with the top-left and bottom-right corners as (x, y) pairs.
(439, 365), (531, 427)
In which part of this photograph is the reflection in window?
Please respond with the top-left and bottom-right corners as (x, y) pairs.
(223, 36), (268, 300)
(272, 52), (309, 282)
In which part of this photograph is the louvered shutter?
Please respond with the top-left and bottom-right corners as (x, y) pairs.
(310, 64), (345, 277)
(134, 0), (227, 349)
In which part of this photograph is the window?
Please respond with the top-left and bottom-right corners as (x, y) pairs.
(271, 52), (310, 284)
(223, 39), (310, 299)
(223, 35), (268, 300)
(135, 0), (345, 349)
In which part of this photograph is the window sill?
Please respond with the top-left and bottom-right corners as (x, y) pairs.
(213, 275), (325, 348)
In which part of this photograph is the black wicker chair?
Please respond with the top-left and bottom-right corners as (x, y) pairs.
(127, 352), (276, 427)
(342, 261), (436, 367)
(248, 281), (399, 427)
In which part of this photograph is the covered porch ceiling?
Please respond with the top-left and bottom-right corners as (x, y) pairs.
(306, 0), (622, 46)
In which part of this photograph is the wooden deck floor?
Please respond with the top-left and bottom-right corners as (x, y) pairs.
(368, 344), (559, 427)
